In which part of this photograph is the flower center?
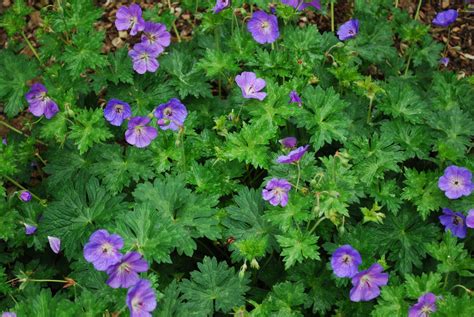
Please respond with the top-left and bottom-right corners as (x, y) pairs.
(114, 105), (123, 114)
(164, 108), (172, 116)
(421, 304), (433, 313)
(342, 255), (352, 264)
(360, 274), (372, 287)
(129, 16), (137, 28)
(245, 84), (256, 95)
(139, 53), (149, 61)
(261, 21), (270, 32)
(101, 243), (112, 254)
(451, 178), (462, 187)
(134, 125), (144, 135)
(453, 216), (463, 226)
(132, 298), (143, 311)
(119, 262), (132, 273)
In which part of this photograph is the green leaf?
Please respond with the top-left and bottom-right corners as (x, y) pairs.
(115, 204), (180, 264)
(404, 272), (442, 299)
(223, 187), (277, 261)
(255, 282), (309, 317)
(360, 202), (385, 224)
(276, 229), (320, 270)
(371, 285), (408, 317)
(61, 30), (109, 77)
(197, 49), (239, 78)
(221, 119), (277, 169)
(367, 211), (439, 274)
(156, 280), (187, 317)
(14, 289), (77, 317)
(426, 233), (474, 276)
(91, 144), (154, 194)
(436, 294), (474, 317)
(133, 176), (221, 256)
(69, 108), (113, 154)
(296, 86), (350, 150)
(39, 176), (127, 259)
(401, 169), (446, 220)
(0, 50), (39, 117)
(0, 0), (32, 36)
(179, 256), (250, 316)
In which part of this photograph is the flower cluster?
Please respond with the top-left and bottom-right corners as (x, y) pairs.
(331, 245), (388, 302)
(103, 98), (187, 148)
(25, 83), (59, 119)
(84, 229), (156, 316)
(115, 4), (171, 74)
(437, 165), (474, 238)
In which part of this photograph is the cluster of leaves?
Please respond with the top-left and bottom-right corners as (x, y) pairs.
(1, 0), (473, 316)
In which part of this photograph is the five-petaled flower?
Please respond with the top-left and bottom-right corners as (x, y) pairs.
(331, 245), (362, 278)
(247, 11), (280, 44)
(349, 263), (388, 302)
(84, 229), (124, 271)
(129, 43), (161, 74)
(141, 22), (171, 53)
(212, 0), (230, 13)
(337, 19), (359, 41)
(439, 208), (467, 239)
(125, 117), (158, 148)
(25, 83), (59, 119)
(262, 178), (292, 207)
(154, 98), (188, 131)
(289, 90), (302, 107)
(235, 72), (267, 100)
(24, 223), (37, 235)
(106, 251), (149, 288)
(408, 292), (437, 317)
(104, 99), (132, 126)
(281, 0), (321, 10)
(432, 9), (458, 27)
(438, 165), (473, 199)
(276, 145), (309, 164)
(115, 3), (145, 36)
(126, 279), (157, 317)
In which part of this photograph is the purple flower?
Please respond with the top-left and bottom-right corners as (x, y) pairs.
(24, 223), (37, 235)
(438, 165), (474, 199)
(349, 263), (388, 302)
(106, 252), (148, 288)
(337, 19), (359, 41)
(125, 117), (158, 148)
(331, 245), (362, 278)
(439, 208), (467, 239)
(235, 72), (267, 100)
(439, 57), (449, 67)
(129, 43), (160, 74)
(154, 98), (188, 131)
(279, 137), (297, 148)
(19, 191), (32, 202)
(141, 22), (171, 53)
(262, 178), (292, 207)
(247, 11), (280, 44)
(281, 0), (321, 10)
(25, 83), (59, 119)
(289, 90), (302, 107)
(408, 293), (437, 317)
(2, 137), (6, 145)
(115, 4), (145, 36)
(2, 313), (16, 317)
(48, 236), (61, 254)
(466, 209), (474, 229)
(84, 229), (124, 271)
(126, 279), (157, 317)
(213, 0), (230, 13)
(432, 9), (458, 27)
(276, 145), (309, 164)
(104, 99), (132, 126)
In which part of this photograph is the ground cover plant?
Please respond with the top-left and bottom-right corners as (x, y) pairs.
(0, 0), (473, 316)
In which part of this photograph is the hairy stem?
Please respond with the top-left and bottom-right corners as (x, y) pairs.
(330, 2), (335, 32)
(414, 0), (422, 20)
(21, 32), (41, 63)
(4, 175), (47, 205)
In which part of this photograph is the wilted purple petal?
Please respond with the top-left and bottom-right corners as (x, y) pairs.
(24, 223), (37, 235)
(432, 9), (458, 27)
(48, 236), (61, 254)
(337, 19), (359, 41)
(279, 137), (297, 148)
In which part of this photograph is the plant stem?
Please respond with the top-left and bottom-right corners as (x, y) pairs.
(309, 216), (326, 234)
(21, 31), (41, 63)
(296, 162), (301, 192)
(395, 0), (398, 8)
(27, 279), (68, 283)
(172, 21), (181, 43)
(367, 97), (374, 124)
(443, 27), (451, 55)
(0, 120), (24, 135)
(443, 272), (449, 288)
(414, 0), (422, 20)
(4, 175), (47, 205)
(330, 2), (335, 32)
(404, 53), (412, 75)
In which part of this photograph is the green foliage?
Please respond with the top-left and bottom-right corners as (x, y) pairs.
(426, 233), (474, 276)
(277, 229), (320, 269)
(0, 0), (32, 36)
(69, 109), (113, 154)
(179, 257), (250, 316)
(0, 50), (39, 117)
